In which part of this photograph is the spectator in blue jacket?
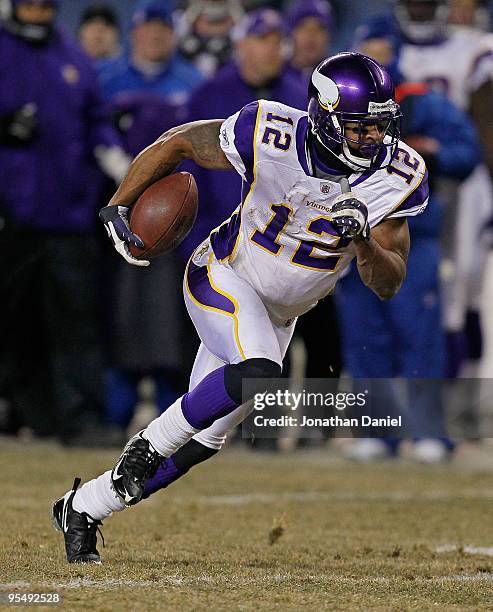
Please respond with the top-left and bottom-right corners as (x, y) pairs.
(336, 40), (481, 462)
(78, 5), (121, 72)
(0, 0), (129, 444)
(99, 2), (204, 107)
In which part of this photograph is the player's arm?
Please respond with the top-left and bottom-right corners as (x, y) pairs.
(353, 218), (410, 300)
(99, 120), (232, 266)
(109, 120), (233, 207)
(330, 179), (409, 300)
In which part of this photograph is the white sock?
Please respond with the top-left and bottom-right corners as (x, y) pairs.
(73, 470), (125, 521)
(144, 396), (199, 457)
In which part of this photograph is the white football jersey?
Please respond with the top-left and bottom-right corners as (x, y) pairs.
(209, 100), (428, 323)
(399, 26), (491, 109)
(398, 26), (493, 331)
(466, 30), (493, 93)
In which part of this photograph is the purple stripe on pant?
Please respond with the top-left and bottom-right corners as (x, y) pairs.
(186, 259), (235, 314)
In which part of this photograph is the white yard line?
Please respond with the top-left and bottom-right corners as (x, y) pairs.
(166, 488), (493, 506)
(436, 544), (493, 556)
(3, 572), (493, 591)
(436, 574), (493, 582)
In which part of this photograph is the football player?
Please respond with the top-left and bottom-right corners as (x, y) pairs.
(52, 52), (429, 563)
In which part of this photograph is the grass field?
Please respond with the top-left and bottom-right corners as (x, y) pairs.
(2, 439), (493, 611)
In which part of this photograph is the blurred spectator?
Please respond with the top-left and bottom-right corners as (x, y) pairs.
(283, 0), (341, 448)
(241, 0), (284, 10)
(0, 0), (129, 445)
(177, 0), (243, 77)
(103, 92), (192, 432)
(99, 1), (203, 107)
(448, 0), (489, 29)
(78, 4), (121, 70)
(285, 0), (334, 86)
(97, 2), (204, 431)
(338, 38), (481, 462)
(354, 0), (493, 417)
(109, 92), (179, 158)
(182, 7), (306, 255)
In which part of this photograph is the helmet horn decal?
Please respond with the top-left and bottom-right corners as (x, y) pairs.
(311, 70), (340, 111)
(308, 53), (402, 172)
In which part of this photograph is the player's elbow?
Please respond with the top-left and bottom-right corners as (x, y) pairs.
(375, 285), (399, 300)
(377, 256), (407, 300)
(374, 275), (404, 300)
(155, 127), (187, 156)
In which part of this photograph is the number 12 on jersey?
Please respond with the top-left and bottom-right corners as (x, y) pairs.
(250, 203), (349, 271)
(261, 113), (293, 152)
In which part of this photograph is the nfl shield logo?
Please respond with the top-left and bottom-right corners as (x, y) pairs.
(320, 183), (331, 194)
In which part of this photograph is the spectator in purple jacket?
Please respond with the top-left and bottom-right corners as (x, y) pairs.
(102, 92), (194, 434)
(0, 0), (129, 445)
(94, 5), (205, 435)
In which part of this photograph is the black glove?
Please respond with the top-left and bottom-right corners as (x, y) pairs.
(99, 204), (149, 267)
(0, 103), (38, 146)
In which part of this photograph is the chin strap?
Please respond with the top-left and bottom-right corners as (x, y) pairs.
(309, 116), (392, 173)
(341, 140), (373, 171)
(313, 130), (369, 174)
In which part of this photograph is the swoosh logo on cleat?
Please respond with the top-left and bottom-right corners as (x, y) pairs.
(112, 457), (125, 480)
(62, 495), (70, 532)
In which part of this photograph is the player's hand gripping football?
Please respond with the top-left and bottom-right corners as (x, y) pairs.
(99, 205), (150, 267)
(330, 178), (370, 241)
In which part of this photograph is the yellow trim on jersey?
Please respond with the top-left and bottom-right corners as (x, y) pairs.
(226, 100), (263, 265)
(290, 251), (346, 273)
(184, 254), (246, 361)
(387, 160), (427, 216)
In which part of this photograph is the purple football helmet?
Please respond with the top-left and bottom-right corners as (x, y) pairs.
(308, 52), (402, 172)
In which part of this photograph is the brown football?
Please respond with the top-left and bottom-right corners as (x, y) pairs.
(129, 172), (198, 260)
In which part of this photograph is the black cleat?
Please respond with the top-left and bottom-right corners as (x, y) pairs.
(52, 478), (104, 564)
(111, 430), (162, 506)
